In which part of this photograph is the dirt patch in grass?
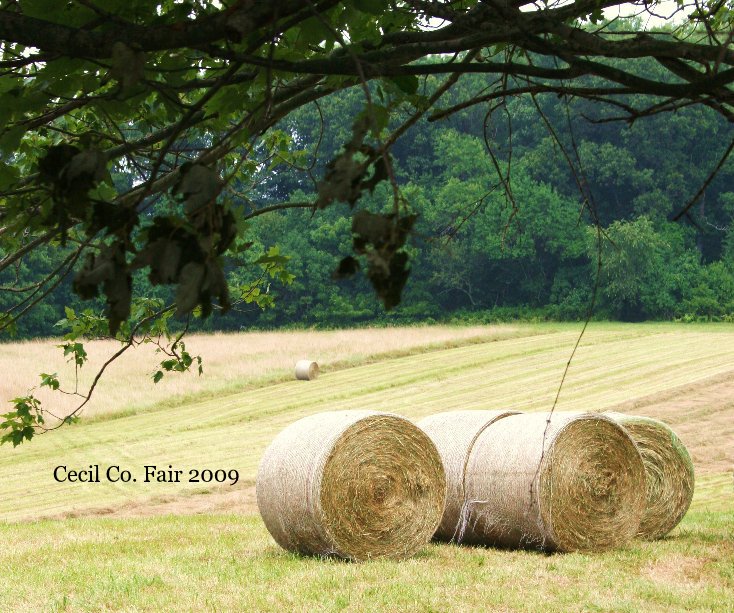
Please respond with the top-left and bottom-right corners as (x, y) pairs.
(644, 554), (709, 587)
(607, 369), (734, 475)
(56, 482), (259, 520)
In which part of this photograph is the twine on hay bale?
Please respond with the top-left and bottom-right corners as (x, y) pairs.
(461, 412), (647, 552)
(295, 360), (319, 380)
(605, 412), (694, 540)
(417, 410), (518, 543)
(256, 410), (446, 561)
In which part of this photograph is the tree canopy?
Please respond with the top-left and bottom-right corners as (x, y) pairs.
(2, 0), (734, 444)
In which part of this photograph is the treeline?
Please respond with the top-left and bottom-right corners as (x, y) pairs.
(237, 58), (734, 327)
(3, 38), (734, 338)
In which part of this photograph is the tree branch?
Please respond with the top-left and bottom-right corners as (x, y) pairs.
(0, 1), (311, 56)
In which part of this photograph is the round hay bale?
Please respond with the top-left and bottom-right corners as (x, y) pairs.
(417, 410), (519, 542)
(604, 412), (694, 540)
(295, 360), (319, 380)
(256, 410), (446, 561)
(463, 412), (647, 552)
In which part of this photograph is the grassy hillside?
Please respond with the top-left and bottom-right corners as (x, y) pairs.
(0, 323), (732, 610)
(0, 324), (511, 420)
(1, 322), (732, 521)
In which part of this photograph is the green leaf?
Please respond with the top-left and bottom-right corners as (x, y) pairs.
(40, 373), (60, 391)
(358, 104), (389, 137)
(0, 127), (25, 153)
(386, 75), (419, 95)
(1, 394), (43, 447)
(353, 0), (388, 15)
(589, 8), (604, 23)
(298, 16), (336, 46)
(0, 161), (19, 188)
(60, 342), (88, 368)
(206, 87), (249, 118)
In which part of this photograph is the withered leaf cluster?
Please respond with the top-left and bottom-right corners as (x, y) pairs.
(63, 160), (235, 333)
(38, 144), (109, 244)
(134, 163), (236, 319)
(336, 210), (417, 310)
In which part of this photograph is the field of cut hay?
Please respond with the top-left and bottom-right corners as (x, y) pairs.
(0, 322), (732, 611)
(0, 325), (512, 420)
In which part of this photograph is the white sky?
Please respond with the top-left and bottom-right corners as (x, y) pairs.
(604, 0), (694, 27)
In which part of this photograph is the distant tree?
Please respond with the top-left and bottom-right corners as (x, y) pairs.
(594, 217), (684, 320)
(2, 0), (734, 443)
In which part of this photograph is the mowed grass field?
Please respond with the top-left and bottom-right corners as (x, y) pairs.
(0, 325), (507, 420)
(0, 322), (732, 611)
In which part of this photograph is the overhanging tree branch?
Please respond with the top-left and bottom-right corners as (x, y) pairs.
(2, 0), (734, 442)
(0, 1), (312, 56)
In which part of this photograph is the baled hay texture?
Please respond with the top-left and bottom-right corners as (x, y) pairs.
(463, 412), (646, 552)
(604, 412), (694, 540)
(256, 410), (446, 561)
(295, 360), (319, 380)
(417, 410), (519, 542)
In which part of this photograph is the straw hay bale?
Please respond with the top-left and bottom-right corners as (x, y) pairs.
(256, 410), (446, 561)
(417, 410), (518, 542)
(295, 360), (319, 380)
(461, 412), (647, 552)
(605, 412), (694, 540)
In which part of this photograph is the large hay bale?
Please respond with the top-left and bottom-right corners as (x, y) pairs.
(295, 360), (319, 380)
(605, 412), (694, 540)
(256, 410), (446, 561)
(462, 412), (647, 552)
(417, 410), (518, 542)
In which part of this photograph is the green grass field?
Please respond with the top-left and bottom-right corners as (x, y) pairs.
(1, 323), (732, 611)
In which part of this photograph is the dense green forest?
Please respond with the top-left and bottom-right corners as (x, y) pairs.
(3, 46), (734, 338)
